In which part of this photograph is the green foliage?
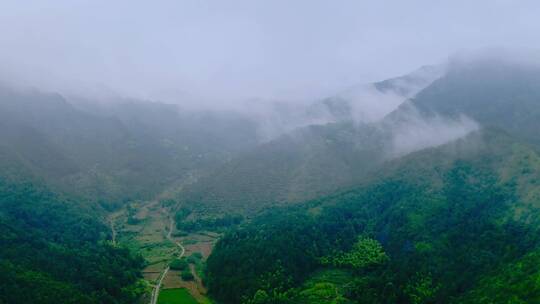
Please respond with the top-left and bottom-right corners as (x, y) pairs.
(175, 206), (192, 222)
(206, 211), (333, 303)
(0, 178), (145, 303)
(295, 269), (353, 304)
(321, 237), (388, 270)
(248, 290), (271, 304)
(160, 199), (177, 208)
(244, 289), (299, 304)
(181, 269), (195, 281)
(170, 258), (189, 271)
(404, 273), (439, 304)
(186, 252), (203, 264)
(206, 131), (540, 303)
(172, 231), (189, 237)
(298, 282), (350, 304)
(459, 249), (540, 303)
(157, 288), (198, 304)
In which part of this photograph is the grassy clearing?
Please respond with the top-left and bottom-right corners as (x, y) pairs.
(157, 288), (198, 304)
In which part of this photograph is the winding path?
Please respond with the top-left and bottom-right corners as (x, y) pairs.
(110, 219), (117, 246)
(108, 208), (126, 246)
(149, 216), (185, 304)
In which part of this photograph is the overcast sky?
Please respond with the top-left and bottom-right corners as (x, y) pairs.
(0, 0), (539, 104)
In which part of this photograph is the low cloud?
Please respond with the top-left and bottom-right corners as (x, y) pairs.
(386, 108), (479, 158)
(338, 84), (406, 123)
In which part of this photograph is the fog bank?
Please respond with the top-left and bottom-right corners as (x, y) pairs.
(1, 1), (539, 105)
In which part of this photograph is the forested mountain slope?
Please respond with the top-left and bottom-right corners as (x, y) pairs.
(403, 57), (540, 145)
(182, 59), (540, 215)
(206, 129), (540, 303)
(180, 122), (385, 214)
(0, 86), (259, 206)
(177, 67), (446, 214)
(0, 176), (145, 303)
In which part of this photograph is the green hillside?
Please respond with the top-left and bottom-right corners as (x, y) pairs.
(0, 176), (145, 303)
(205, 130), (540, 303)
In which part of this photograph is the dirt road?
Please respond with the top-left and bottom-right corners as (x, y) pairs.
(149, 216), (185, 304)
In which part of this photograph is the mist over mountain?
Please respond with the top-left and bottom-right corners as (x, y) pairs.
(178, 59), (482, 213)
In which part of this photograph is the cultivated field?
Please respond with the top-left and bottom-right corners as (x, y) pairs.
(111, 200), (217, 303)
(157, 288), (198, 304)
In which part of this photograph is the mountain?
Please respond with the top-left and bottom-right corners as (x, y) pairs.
(179, 122), (385, 214)
(0, 86), (259, 206)
(0, 63), (442, 213)
(0, 86), (264, 302)
(407, 57), (540, 145)
(312, 65), (444, 123)
(206, 129), (540, 303)
(179, 58), (540, 216)
(204, 55), (540, 304)
(178, 64), (481, 214)
(0, 65), (448, 213)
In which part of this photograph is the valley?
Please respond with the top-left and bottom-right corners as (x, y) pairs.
(109, 199), (216, 304)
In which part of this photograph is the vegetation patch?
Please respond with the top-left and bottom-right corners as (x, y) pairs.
(176, 212), (243, 232)
(206, 132), (540, 303)
(170, 258), (189, 271)
(181, 269), (195, 281)
(158, 288), (198, 304)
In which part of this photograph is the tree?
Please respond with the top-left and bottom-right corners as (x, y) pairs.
(321, 237), (388, 270)
(181, 269), (195, 281)
(170, 258), (189, 270)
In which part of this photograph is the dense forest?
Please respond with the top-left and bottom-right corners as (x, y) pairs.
(0, 177), (145, 303)
(206, 130), (540, 303)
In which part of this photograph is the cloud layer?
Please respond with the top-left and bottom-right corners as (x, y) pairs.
(1, 1), (540, 104)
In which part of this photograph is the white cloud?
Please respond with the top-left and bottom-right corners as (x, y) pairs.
(387, 109), (479, 158)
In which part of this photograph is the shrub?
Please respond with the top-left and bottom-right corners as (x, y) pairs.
(181, 269), (195, 281)
(186, 253), (203, 264)
(170, 258), (189, 270)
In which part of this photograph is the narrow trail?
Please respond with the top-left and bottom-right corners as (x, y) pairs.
(150, 265), (169, 304)
(149, 213), (185, 304)
(167, 217), (186, 256)
(108, 208), (125, 246)
(110, 219), (117, 246)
